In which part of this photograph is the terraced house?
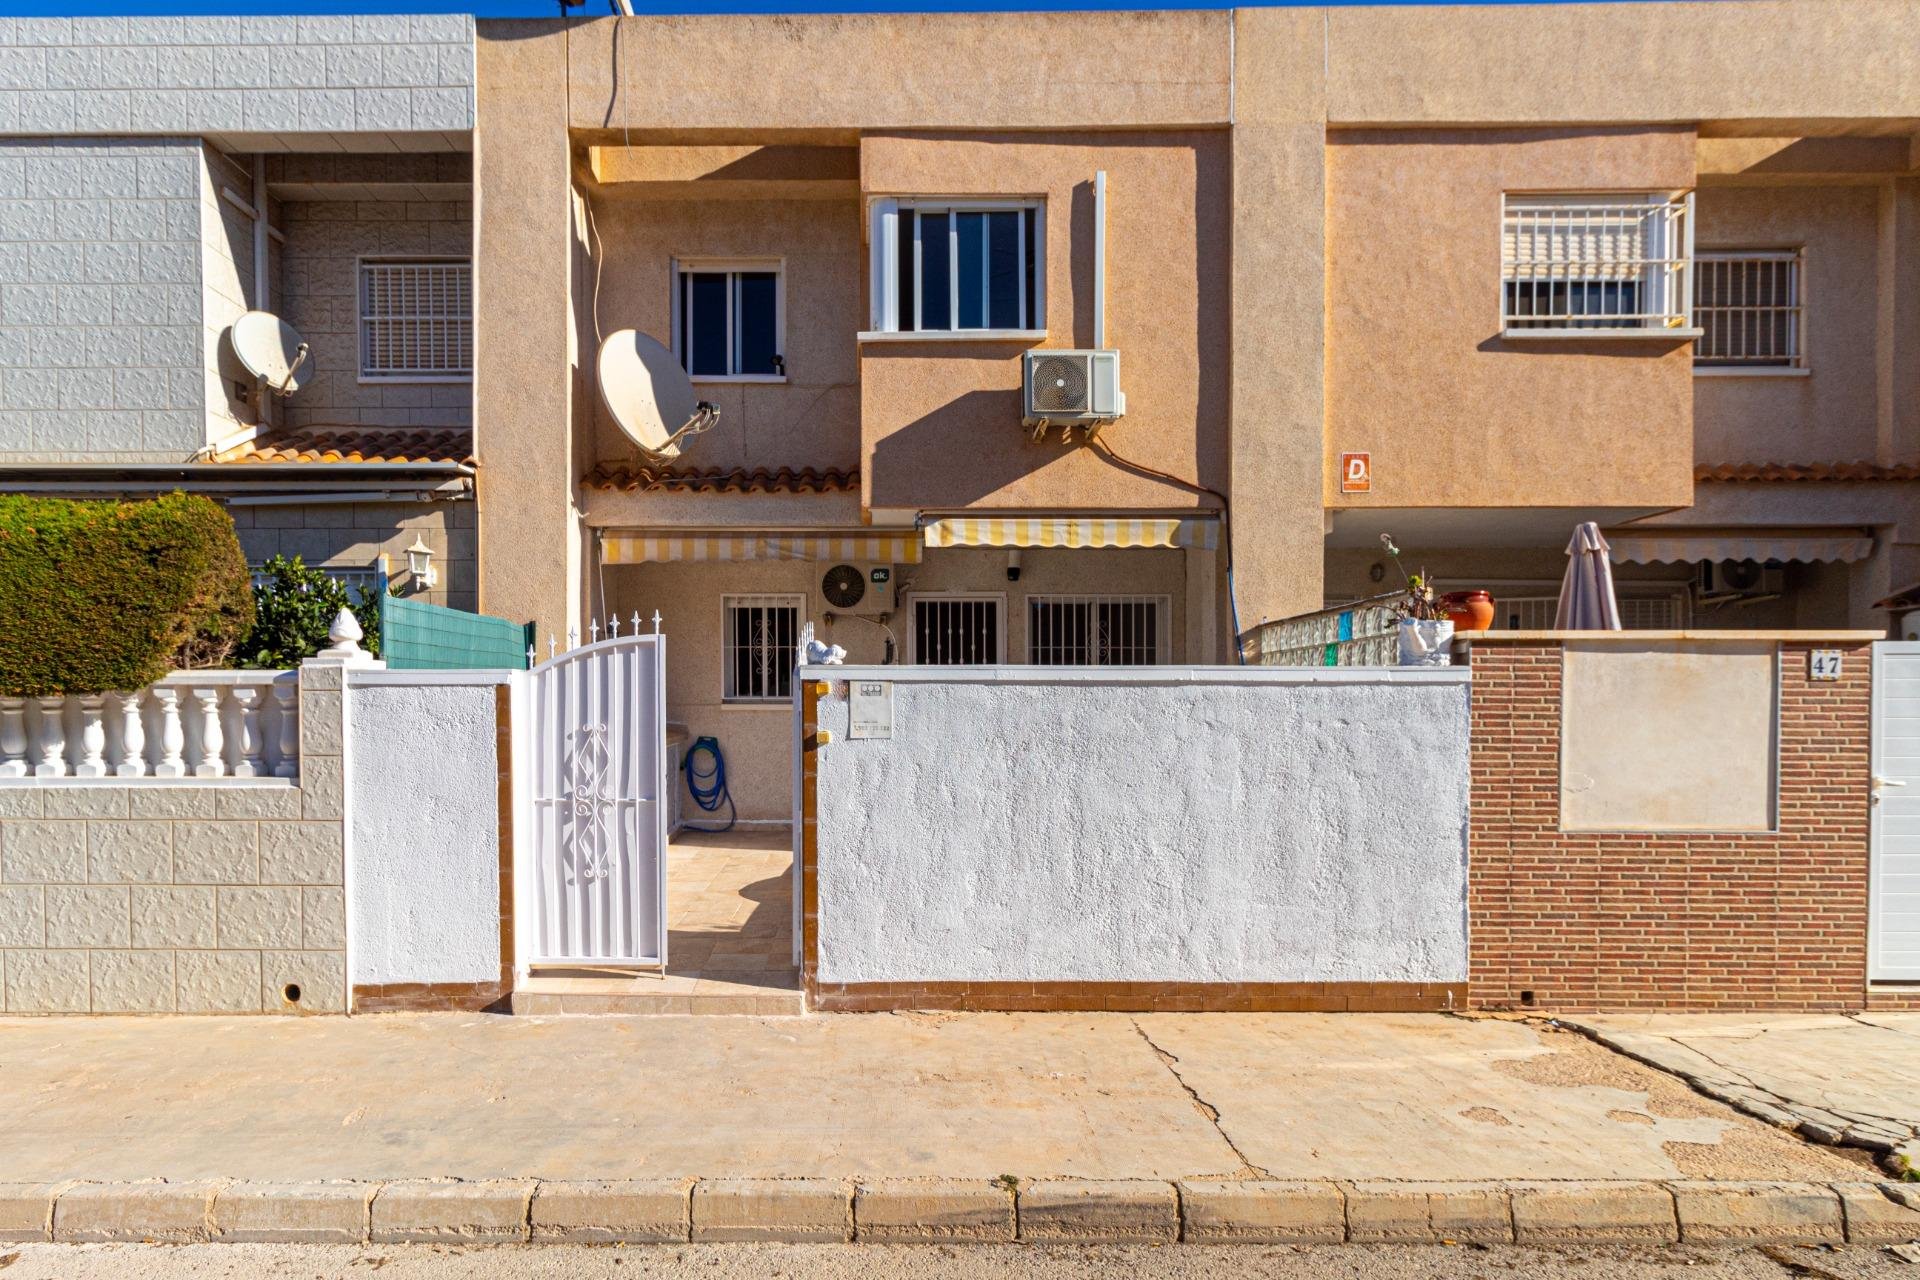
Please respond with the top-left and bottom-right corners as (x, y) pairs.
(6, 2), (1920, 826)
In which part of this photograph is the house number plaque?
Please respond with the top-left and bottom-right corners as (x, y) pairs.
(849, 681), (893, 739)
(1809, 650), (1843, 682)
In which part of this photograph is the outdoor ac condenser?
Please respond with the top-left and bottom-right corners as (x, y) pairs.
(819, 563), (894, 617)
(1022, 349), (1124, 428)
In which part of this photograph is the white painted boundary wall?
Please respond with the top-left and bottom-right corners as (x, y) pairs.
(805, 666), (1473, 986)
(345, 670), (503, 991)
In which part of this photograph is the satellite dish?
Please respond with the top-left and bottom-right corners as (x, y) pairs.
(230, 310), (311, 398)
(598, 329), (719, 462)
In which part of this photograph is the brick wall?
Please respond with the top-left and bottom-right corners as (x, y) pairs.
(0, 660), (349, 1014)
(1468, 640), (1873, 1013)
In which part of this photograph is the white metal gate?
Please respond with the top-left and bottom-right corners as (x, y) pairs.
(1870, 642), (1920, 981)
(519, 631), (668, 969)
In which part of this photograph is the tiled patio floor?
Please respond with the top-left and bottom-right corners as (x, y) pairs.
(511, 827), (799, 1015)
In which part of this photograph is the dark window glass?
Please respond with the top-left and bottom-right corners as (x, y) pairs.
(1022, 209), (1037, 329)
(919, 211), (950, 330)
(1504, 280), (1641, 330)
(677, 273), (692, 372)
(736, 272), (778, 375)
(688, 272), (729, 375)
(897, 210), (917, 332)
(988, 210), (1020, 329)
(956, 211), (985, 329)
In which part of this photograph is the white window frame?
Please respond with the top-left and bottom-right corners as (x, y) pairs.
(1027, 593), (1171, 666)
(864, 198), (1046, 341)
(671, 257), (787, 384)
(1498, 192), (1699, 339)
(1693, 248), (1808, 376)
(905, 592), (1007, 665)
(357, 255), (473, 384)
(720, 593), (803, 704)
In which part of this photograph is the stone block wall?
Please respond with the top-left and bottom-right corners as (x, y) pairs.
(0, 137), (206, 459)
(278, 195), (472, 432)
(232, 499), (476, 611)
(0, 15), (474, 140)
(0, 660), (349, 1014)
(1467, 639), (1873, 1013)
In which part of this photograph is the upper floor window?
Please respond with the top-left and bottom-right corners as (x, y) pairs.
(1500, 193), (1694, 335)
(1694, 250), (1804, 371)
(359, 257), (472, 382)
(672, 259), (785, 381)
(867, 199), (1044, 337)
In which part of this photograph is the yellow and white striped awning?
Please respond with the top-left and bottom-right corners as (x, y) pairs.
(921, 516), (1219, 551)
(600, 530), (923, 565)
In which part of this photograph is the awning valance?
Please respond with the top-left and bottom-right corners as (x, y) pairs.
(1607, 531), (1875, 565)
(922, 517), (1219, 551)
(600, 530), (922, 565)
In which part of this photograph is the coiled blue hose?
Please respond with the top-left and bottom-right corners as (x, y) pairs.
(682, 735), (736, 833)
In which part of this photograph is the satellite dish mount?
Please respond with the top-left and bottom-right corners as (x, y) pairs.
(597, 329), (721, 463)
(229, 310), (311, 408)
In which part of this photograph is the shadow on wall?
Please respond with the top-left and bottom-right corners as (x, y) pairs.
(866, 376), (1069, 509)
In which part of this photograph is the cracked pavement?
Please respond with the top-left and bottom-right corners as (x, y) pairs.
(1567, 1014), (1920, 1173)
(0, 1011), (1866, 1184)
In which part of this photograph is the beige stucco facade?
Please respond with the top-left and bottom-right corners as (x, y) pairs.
(467, 2), (1920, 814)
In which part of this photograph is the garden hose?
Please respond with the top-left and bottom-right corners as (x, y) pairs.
(682, 735), (736, 834)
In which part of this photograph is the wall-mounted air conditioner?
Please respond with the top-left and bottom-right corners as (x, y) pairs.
(1698, 559), (1784, 599)
(818, 563), (894, 618)
(1023, 349), (1124, 430)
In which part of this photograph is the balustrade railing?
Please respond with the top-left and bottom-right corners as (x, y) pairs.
(0, 671), (299, 781)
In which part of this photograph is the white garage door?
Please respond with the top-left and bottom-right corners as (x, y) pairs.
(1871, 643), (1920, 980)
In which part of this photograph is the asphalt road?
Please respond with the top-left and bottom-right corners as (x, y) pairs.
(1, 1243), (1915, 1280)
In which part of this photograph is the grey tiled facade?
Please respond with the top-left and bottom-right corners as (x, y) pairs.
(0, 15), (473, 142)
(0, 138), (206, 457)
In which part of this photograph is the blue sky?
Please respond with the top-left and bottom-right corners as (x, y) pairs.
(6, 0), (1677, 18)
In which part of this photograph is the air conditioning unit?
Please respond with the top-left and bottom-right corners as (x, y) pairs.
(818, 563), (894, 618)
(1023, 349), (1124, 429)
(1698, 559), (1784, 599)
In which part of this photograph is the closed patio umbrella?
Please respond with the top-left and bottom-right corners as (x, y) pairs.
(1554, 522), (1623, 630)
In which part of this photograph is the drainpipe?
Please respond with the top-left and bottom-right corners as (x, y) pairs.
(252, 154), (268, 312)
(1093, 169), (1107, 350)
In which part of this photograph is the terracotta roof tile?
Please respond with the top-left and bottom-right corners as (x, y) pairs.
(215, 426), (473, 467)
(584, 463), (858, 495)
(1696, 460), (1920, 483)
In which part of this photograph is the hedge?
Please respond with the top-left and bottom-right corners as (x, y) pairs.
(0, 493), (255, 697)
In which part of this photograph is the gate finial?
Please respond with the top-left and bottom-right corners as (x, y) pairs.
(652, 610), (662, 635)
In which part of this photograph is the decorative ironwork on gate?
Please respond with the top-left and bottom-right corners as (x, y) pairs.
(520, 619), (667, 969)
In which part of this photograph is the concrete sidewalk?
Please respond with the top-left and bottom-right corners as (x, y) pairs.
(1, 1011), (1916, 1248)
(1568, 1014), (1920, 1175)
(0, 1011), (1875, 1183)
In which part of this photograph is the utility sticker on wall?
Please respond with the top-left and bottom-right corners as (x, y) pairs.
(1340, 452), (1372, 494)
(849, 680), (894, 739)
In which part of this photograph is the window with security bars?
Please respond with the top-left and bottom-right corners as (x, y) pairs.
(1694, 251), (1803, 368)
(868, 199), (1044, 334)
(360, 258), (473, 380)
(722, 595), (801, 702)
(910, 596), (1002, 665)
(1028, 595), (1167, 666)
(1492, 594), (1688, 631)
(1501, 194), (1693, 332)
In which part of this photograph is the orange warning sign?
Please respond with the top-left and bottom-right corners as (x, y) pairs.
(1340, 451), (1372, 494)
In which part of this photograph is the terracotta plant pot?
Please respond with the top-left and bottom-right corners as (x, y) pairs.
(1442, 590), (1496, 633)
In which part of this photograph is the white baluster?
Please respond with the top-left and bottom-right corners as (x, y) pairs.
(0, 698), (27, 778)
(230, 686), (266, 778)
(151, 687), (187, 778)
(190, 687), (225, 778)
(73, 694), (107, 777)
(33, 696), (66, 777)
(114, 691), (146, 777)
(272, 682), (298, 779)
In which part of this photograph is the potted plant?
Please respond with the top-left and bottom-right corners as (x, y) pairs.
(1379, 534), (1453, 666)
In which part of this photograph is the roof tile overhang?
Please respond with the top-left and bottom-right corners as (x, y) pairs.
(1696, 460), (1920, 483)
(215, 426), (475, 468)
(584, 463), (858, 495)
